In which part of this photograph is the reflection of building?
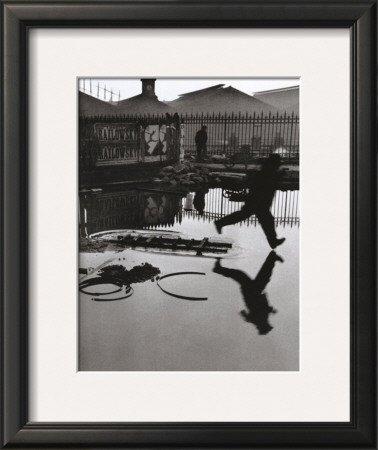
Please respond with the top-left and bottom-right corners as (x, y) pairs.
(80, 190), (141, 236)
(143, 193), (182, 228)
(79, 190), (183, 236)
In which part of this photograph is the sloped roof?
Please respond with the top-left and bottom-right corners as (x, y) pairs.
(116, 93), (173, 115)
(253, 85), (299, 115)
(176, 84), (225, 99)
(253, 85), (299, 96)
(79, 90), (173, 116)
(79, 91), (117, 117)
(168, 85), (281, 114)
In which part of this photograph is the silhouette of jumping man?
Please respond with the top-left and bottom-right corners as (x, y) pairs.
(213, 251), (283, 335)
(214, 153), (285, 249)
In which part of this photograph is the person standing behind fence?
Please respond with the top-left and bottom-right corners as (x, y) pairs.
(195, 125), (207, 161)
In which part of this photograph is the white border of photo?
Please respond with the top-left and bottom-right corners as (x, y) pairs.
(28, 28), (350, 422)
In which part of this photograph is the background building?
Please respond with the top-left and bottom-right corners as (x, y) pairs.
(252, 86), (299, 115)
(167, 84), (280, 114)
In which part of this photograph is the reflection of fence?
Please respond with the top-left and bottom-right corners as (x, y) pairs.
(79, 190), (182, 236)
(79, 188), (299, 238)
(180, 189), (300, 227)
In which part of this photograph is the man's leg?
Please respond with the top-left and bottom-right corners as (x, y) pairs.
(215, 206), (252, 233)
(213, 260), (252, 285)
(255, 208), (285, 249)
(196, 145), (202, 161)
(254, 251), (283, 293)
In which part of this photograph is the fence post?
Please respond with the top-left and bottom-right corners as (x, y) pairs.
(223, 112), (228, 157)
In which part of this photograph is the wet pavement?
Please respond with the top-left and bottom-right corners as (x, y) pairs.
(79, 187), (299, 371)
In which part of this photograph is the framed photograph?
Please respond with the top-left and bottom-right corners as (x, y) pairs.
(1, 1), (376, 448)
(78, 77), (300, 372)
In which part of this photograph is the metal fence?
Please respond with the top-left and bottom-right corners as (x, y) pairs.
(181, 112), (299, 159)
(80, 111), (299, 162)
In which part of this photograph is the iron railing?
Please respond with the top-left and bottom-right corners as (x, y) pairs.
(80, 111), (299, 162)
(180, 111), (299, 159)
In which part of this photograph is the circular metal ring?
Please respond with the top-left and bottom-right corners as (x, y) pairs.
(79, 276), (124, 296)
(91, 286), (134, 302)
(157, 272), (207, 301)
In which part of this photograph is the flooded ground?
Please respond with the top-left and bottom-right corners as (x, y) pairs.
(79, 187), (299, 371)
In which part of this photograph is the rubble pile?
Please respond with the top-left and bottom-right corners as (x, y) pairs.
(99, 262), (160, 284)
(152, 161), (210, 187)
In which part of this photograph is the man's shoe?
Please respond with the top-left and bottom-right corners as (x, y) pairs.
(268, 250), (284, 263)
(274, 253), (284, 263)
(270, 237), (286, 249)
(213, 258), (222, 271)
(214, 221), (222, 234)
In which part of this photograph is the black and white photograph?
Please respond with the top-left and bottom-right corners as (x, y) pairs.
(79, 78), (300, 371)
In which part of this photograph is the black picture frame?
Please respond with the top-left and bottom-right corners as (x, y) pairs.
(1, 0), (376, 448)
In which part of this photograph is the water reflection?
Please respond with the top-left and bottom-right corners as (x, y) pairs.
(214, 154), (285, 249)
(79, 190), (183, 237)
(79, 187), (299, 237)
(79, 182), (300, 369)
(213, 251), (282, 335)
(193, 187), (209, 216)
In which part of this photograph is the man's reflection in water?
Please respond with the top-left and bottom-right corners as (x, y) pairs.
(214, 154), (285, 249)
(193, 187), (209, 216)
(213, 251), (283, 335)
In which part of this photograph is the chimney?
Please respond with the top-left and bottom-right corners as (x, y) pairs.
(141, 79), (157, 98)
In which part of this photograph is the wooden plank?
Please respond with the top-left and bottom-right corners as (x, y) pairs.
(195, 238), (209, 255)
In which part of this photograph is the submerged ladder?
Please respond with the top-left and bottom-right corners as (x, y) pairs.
(105, 233), (232, 255)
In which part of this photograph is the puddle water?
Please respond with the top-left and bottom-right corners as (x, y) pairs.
(79, 187), (299, 371)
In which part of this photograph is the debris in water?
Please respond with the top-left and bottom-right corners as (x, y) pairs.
(80, 238), (109, 253)
(80, 237), (123, 253)
(99, 263), (160, 285)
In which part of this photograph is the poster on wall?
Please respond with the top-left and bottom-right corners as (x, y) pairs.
(94, 123), (139, 165)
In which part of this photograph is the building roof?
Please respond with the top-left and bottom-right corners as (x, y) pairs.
(79, 91), (117, 117)
(252, 85), (299, 96)
(175, 84), (225, 99)
(116, 93), (173, 114)
(253, 85), (299, 115)
(168, 85), (281, 114)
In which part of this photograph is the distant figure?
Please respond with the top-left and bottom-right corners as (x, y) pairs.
(213, 251), (283, 334)
(195, 125), (207, 161)
(214, 153), (285, 249)
(228, 132), (239, 153)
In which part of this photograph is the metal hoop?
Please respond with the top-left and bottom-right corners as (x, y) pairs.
(157, 272), (207, 301)
(91, 286), (134, 302)
(79, 276), (124, 296)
